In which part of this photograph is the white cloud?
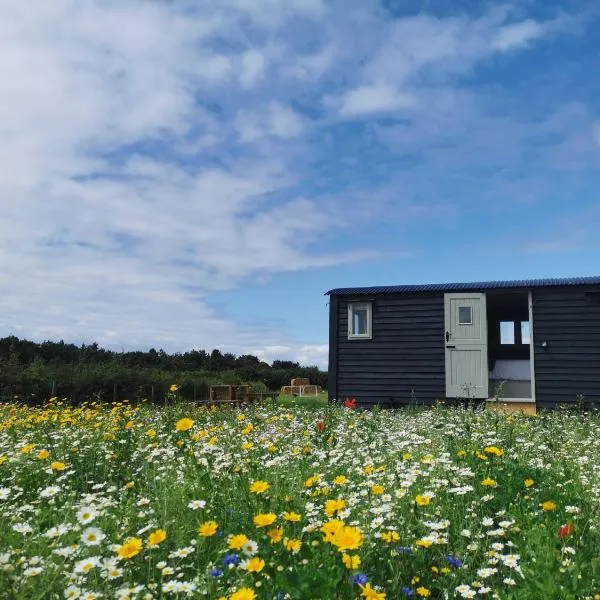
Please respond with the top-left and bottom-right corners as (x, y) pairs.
(240, 50), (266, 88)
(339, 83), (416, 117)
(252, 344), (329, 369)
(269, 102), (304, 138)
(236, 102), (304, 141)
(491, 19), (546, 51)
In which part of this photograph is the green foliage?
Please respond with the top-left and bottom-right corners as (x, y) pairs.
(0, 336), (327, 403)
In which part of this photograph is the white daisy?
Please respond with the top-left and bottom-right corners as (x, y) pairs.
(76, 506), (98, 525)
(81, 527), (105, 546)
(241, 539), (258, 556)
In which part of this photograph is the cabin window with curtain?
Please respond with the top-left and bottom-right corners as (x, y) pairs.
(348, 302), (372, 339)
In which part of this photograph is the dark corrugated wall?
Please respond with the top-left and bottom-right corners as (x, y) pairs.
(533, 287), (600, 408)
(335, 294), (446, 407)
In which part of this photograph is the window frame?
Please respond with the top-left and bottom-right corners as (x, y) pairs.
(347, 302), (372, 340)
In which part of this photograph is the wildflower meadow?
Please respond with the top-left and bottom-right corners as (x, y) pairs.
(1, 398), (599, 600)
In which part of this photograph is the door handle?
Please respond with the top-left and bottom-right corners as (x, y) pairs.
(445, 331), (451, 342)
(446, 345), (456, 349)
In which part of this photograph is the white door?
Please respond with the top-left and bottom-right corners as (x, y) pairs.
(445, 293), (488, 399)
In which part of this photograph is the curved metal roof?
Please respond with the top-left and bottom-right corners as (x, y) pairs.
(326, 276), (600, 296)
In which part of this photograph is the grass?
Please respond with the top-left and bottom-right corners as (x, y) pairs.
(275, 392), (328, 409)
(0, 398), (599, 599)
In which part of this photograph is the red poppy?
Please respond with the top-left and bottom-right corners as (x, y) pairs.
(316, 421), (326, 432)
(558, 523), (574, 538)
(344, 398), (357, 409)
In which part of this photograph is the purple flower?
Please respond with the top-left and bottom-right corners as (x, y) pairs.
(446, 555), (463, 568)
(353, 573), (368, 585)
(210, 568), (223, 577)
(401, 587), (415, 597)
(223, 553), (239, 567)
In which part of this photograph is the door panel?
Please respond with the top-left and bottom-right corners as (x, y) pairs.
(445, 293), (488, 398)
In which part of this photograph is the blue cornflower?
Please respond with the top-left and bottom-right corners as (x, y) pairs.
(210, 567), (223, 577)
(401, 587), (415, 597)
(223, 553), (239, 567)
(352, 573), (368, 585)
(447, 555), (463, 568)
(397, 546), (412, 554)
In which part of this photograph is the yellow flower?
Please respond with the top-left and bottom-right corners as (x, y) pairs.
(329, 525), (363, 551)
(542, 501), (557, 512)
(124, 420), (134, 429)
(37, 449), (50, 460)
(359, 582), (386, 599)
(416, 539), (433, 549)
(475, 452), (488, 461)
(50, 461), (67, 471)
(175, 418), (194, 432)
(284, 538), (302, 553)
(371, 484), (384, 495)
(402, 452), (411, 461)
(230, 589), (256, 600)
(363, 465), (375, 475)
(266, 527), (283, 544)
(116, 537), (143, 559)
(411, 577), (420, 585)
(481, 477), (497, 487)
(484, 446), (504, 457)
(524, 478), (535, 488)
(228, 534), (248, 550)
(198, 521), (219, 537)
(416, 587), (431, 597)
(321, 519), (344, 543)
(324, 498), (346, 516)
(381, 531), (400, 543)
(244, 557), (265, 573)
(342, 553), (361, 569)
(283, 512), (302, 522)
(241, 442), (254, 450)
(249, 480), (270, 494)
(20, 444), (35, 454)
(146, 429), (157, 438)
(147, 529), (167, 546)
(456, 449), (466, 457)
(169, 384), (179, 392)
(334, 475), (348, 485)
(415, 495), (431, 507)
(305, 475), (320, 488)
(254, 513), (277, 528)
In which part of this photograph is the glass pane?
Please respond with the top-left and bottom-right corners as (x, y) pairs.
(521, 321), (530, 345)
(353, 308), (368, 335)
(500, 321), (515, 345)
(458, 306), (472, 324)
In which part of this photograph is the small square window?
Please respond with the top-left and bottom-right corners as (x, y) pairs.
(500, 321), (515, 345)
(348, 302), (372, 339)
(458, 306), (473, 325)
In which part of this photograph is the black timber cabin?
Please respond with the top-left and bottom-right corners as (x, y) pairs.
(326, 276), (600, 411)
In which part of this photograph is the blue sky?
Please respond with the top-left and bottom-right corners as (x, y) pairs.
(0, 0), (599, 369)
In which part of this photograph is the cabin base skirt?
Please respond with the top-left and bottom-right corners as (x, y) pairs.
(485, 400), (536, 415)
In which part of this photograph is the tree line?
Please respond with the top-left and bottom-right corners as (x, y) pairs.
(0, 336), (327, 404)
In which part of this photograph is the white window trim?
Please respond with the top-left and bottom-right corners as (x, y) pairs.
(348, 302), (372, 340)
